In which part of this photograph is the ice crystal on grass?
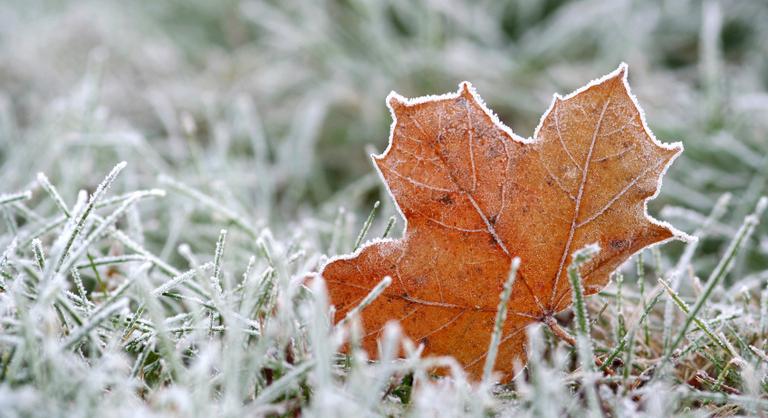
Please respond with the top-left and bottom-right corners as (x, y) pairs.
(1, 0), (768, 416)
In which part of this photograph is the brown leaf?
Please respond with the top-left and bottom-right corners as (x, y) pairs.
(316, 64), (687, 381)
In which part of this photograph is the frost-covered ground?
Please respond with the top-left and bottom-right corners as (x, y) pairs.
(1, 0), (767, 416)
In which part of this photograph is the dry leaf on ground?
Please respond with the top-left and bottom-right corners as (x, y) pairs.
(316, 64), (687, 381)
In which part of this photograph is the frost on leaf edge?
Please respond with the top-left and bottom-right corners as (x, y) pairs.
(319, 63), (694, 280)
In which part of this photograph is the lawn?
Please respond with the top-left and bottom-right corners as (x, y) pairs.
(1, 1), (767, 416)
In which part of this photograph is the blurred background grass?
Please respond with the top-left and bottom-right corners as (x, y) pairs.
(1, 0), (767, 272)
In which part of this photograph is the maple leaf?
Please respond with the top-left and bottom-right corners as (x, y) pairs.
(317, 64), (687, 381)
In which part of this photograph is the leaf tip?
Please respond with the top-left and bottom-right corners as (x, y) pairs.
(656, 140), (685, 168)
(386, 91), (407, 113)
(458, 81), (475, 99)
(668, 140), (684, 154)
(615, 62), (629, 79)
(650, 217), (696, 245)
